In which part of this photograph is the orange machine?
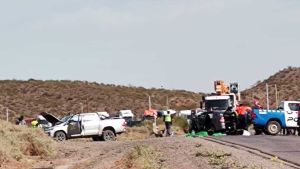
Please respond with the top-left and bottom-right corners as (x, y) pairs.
(144, 109), (157, 117)
(214, 80), (230, 95)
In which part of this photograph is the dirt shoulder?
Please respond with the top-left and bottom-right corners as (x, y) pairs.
(33, 136), (292, 169)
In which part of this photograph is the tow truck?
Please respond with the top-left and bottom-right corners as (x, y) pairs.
(253, 101), (300, 135)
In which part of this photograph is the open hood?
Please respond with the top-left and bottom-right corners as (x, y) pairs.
(40, 112), (61, 126)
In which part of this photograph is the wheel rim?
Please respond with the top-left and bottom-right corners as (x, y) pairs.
(57, 133), (65, 141)
(104, 131), (114, 141)
(269, 124), (278, 134)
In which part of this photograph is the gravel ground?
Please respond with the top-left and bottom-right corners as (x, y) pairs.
(33, 136), (293, 169)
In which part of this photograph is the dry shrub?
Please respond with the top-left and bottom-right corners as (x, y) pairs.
(114, 145), (164, 169)
(118, 117), (187, 141)
(0, 120), (56, 168)
(118, 121), (154, 141)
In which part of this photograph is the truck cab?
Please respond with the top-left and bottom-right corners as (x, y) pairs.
(253, 101), (300, 135)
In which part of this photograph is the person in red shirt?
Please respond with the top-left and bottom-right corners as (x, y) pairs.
(236, 103), (252, 130)
(253, 98), (262, 109)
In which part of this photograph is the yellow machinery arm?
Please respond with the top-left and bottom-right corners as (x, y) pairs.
(214, 80), (230, 95)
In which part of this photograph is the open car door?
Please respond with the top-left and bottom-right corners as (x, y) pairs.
(67, 115), (82, 137)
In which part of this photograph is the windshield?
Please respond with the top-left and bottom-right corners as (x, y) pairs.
(205, 99), (229, 111)
(61, 116), (71, 122)
(55, 115), (71, 125)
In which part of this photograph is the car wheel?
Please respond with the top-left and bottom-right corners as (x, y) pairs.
(102, 130), (116, 141)
(266, 121), (281, 135)
(55, 131), (67, 141)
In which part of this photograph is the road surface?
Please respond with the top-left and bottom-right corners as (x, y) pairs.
(214, 135), (300, 166)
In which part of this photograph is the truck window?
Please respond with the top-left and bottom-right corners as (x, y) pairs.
(288, 103), (300, 111)
(205, 99), (229, 111)
(277, 102), (284, 110)
(70, 115), (80, 122)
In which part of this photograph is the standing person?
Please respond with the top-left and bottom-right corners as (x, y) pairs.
(189, 110), (197, 133)
(236, 104), (251, 130)
(253, 97), (262, 109)
(164, 111), (172, 136)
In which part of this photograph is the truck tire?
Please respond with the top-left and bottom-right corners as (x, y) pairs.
(101, 130), (116, 141)
(55, 131), (67, 141)
(266, 121), (281, 135)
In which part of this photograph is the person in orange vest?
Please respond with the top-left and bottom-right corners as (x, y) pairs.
(236, 103), (252, 130)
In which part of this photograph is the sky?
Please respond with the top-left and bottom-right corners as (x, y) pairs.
(0, 0), (299, 93)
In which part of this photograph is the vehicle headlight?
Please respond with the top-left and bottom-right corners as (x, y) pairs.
(45, 127), (54, 131)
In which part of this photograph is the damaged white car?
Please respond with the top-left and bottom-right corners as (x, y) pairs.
(41, 112), (126, 141)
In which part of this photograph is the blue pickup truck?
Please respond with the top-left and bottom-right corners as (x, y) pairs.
(253, 101), (300, 135)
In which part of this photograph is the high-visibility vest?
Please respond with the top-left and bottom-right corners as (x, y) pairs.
(31, 120), (38, 128)
(165, 114), (171, 122)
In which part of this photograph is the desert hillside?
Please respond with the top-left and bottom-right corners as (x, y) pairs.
(241, 67), (300, 108)
(0, 67), (299, 121)
(0, 80), (202, 120)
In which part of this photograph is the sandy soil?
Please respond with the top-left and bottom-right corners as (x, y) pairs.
(33, 136), (292, 169)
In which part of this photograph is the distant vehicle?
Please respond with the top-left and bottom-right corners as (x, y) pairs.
(253, 101), (300, 135)
(42, 112), (126, 141)
(118, 110), (134, 122)
(161, 109), (176, 115)
(143, 109), (157, 120)
(179, 109), (203, 118)
(179, 110), (192, 118)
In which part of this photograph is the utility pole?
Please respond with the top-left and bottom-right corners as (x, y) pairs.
(148, 95), (151, 110)
(166, 96), (169, 109)
(6, 108), (8, 122)
(275, 84), (278, 108)
(80, 103), (84, 113)
(266, 83), (269, 110)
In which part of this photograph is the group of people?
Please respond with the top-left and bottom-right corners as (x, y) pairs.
(15, 115), (39, 128)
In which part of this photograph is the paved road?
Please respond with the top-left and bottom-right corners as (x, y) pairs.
(214, 135), (300, 166)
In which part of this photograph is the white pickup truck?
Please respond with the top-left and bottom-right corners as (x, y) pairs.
(42, 112), (126, 141)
